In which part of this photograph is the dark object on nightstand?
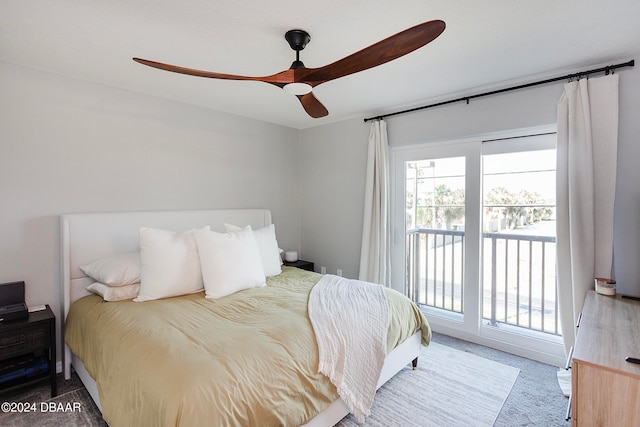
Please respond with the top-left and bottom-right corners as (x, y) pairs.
(0, 305), (57, 397)
(283, 259), (314, 272)
(0, 303), (28, 322)
(0, 281), (28, 321)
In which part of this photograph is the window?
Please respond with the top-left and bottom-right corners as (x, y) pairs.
(405, 157), (465, 314)
(481, 136), (558, 337)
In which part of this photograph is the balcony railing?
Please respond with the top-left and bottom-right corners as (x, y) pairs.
(406, 228), (465, 313)
(406, 227), (559, 336)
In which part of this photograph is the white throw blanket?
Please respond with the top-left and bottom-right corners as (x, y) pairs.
(308, 274), (389, 422)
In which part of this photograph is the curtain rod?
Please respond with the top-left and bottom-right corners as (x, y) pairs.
(363, 59), (635, 122)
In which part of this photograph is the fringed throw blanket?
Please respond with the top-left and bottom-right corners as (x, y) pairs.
(308, 274), (389, 422)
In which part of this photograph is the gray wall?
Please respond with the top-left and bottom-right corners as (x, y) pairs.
(612, 59), (640, 297)
(300, 119), (370, 278)
(0, 62), (302, 357)
(300, 54), (640, 297)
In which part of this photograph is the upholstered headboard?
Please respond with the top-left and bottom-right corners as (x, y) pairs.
(60, 208), (272, 319)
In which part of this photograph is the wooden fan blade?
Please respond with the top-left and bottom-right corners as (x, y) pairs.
(133, 58), (295, 84)
(296, 92), (329, 118)
(301, 20), (445, 84)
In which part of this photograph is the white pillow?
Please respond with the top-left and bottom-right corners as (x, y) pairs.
(80, 252), (141, 287)
(87, 282), (140, 302)
(135, 226), (208, 302)
(194, 226), (266, 299)
(224, 223), (282, 277)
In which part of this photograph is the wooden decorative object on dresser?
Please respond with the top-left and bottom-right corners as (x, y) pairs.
(571, 291), (640, 426)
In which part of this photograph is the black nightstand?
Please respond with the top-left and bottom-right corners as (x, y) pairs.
(283, 259), (314, 272)
(0, 305), (56, 397)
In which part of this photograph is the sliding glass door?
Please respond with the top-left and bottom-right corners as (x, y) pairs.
(391, 129), (565, 364)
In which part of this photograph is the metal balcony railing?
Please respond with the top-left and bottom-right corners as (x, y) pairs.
(406, 227), (559, 336)
(406, 228), (465, 313)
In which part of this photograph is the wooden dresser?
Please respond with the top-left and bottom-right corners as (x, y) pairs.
(571, 291), (640, 426)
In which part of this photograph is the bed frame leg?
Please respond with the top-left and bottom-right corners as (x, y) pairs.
(412, 357), (418, 370)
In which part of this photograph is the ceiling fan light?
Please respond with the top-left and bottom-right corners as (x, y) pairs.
(283, 82), (312, 95)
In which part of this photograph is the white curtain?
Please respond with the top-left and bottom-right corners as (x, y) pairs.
(556, 74), (619, 354)
(359, 120), (390, 285)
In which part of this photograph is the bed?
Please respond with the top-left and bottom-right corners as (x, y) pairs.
(60, 209), (430, 426)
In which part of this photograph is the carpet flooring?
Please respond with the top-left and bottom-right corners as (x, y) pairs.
(0, 333), (570, 426)
(337, 341), (519, 426)
(433, 333), (570, 427)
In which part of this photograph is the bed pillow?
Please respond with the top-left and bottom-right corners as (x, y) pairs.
(135, 226), (208, 302)
(194, 226), (266, 299)
(87, 282), (140, 302)
(79, 252), (140, 287)
(224, 223), (282, 277)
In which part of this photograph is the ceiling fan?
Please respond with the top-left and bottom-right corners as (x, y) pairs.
(133, 20), (445, 118)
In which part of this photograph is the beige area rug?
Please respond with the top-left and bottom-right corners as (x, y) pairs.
(336, 342), (520, 427)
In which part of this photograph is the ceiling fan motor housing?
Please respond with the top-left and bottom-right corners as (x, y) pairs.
(285, 29), (310, 69)
(285, 29), (310, 51)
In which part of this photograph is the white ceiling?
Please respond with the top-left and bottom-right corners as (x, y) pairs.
(1, 0), (639, 129)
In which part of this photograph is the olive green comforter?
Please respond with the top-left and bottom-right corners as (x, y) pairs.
(65, 267), (430, 427)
